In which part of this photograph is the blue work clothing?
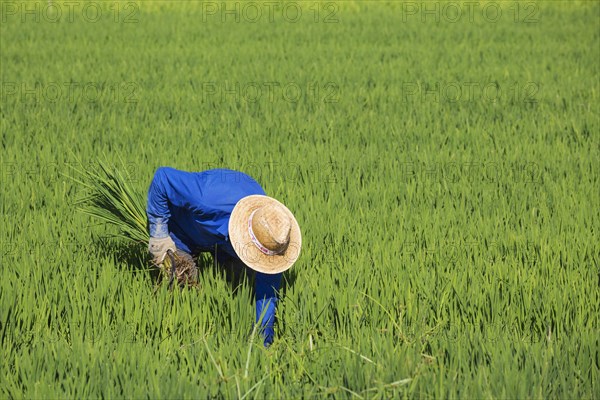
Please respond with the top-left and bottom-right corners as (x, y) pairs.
(146, 167), (281, 346)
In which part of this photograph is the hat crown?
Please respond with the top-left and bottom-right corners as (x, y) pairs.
(252, 204), (291, 254)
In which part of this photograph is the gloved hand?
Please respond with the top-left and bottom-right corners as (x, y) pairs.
(263, 326), (274, 347)
(249, 324), (274, 348)
(148, 236), (176, 264)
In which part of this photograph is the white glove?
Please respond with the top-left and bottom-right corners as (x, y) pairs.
(148, 236), (176, 264)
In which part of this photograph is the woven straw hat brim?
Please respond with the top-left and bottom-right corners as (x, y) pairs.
(229, 195), (301, 274)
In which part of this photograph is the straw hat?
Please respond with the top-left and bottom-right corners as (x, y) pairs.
(229, 195), (301, 274)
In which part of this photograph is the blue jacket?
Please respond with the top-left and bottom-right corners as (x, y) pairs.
(147, 167), (281, 346)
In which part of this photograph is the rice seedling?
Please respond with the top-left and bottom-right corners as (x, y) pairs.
(71, 159), (198, 288)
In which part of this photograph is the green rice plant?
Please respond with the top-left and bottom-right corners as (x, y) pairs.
(71, 158), (147, 244)
(1, 1), (598, 398)
(71, 160), (196, 287)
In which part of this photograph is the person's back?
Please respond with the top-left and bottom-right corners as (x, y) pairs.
(147, 167), (265, 254)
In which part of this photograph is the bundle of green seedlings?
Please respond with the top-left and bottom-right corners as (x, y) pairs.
(72, 160), (198, 288)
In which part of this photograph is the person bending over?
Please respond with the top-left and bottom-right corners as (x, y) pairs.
(146, 167), (301, 347)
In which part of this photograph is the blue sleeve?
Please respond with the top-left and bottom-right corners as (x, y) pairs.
(255, 272), (282, 347)
(146, 167), (199, 238)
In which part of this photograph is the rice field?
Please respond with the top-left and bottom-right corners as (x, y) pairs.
(1, 1), (599, 398)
